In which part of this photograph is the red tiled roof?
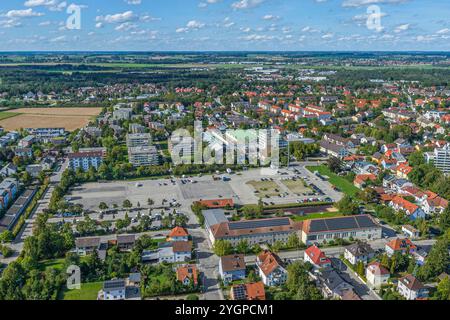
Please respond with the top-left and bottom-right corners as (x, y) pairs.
(391, 196), (419, 215)
(257, 250), (283, 277)
(169, 226), (189, 238)
(305, 245), (331, 266)
(176, 264), (198, 286)
(196, 199), (234, 208)
(386, 238), (417, 252)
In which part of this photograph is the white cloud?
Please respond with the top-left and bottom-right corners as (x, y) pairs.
(186, 20), (205, 29)
(0, 19), (22, 28)
(343, 0), (409, 7)
(263, 15), (279, 21)
(436, 28), (450, 35)
(96, 11), (137, 24)
(5, 9), (44, 18)
(125, 0), (142, 4)
(24, 0), (67, 11)
(232, 0), (265, 10)
(394, 23), (410, 33)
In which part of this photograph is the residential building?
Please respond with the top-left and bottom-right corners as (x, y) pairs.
(68, 147), (106, 171)
(167, 226), (189, 242)
(401, 225), (420, 239)
(0, 178), (19, 210)
(256, 250), (287, 286)
(389, 196), (426, 220)
(230, 282), (266, 301)
(300, 215), (382, 245)
(425, 144), (450, 174)
(126, 133), (152, 148)
(14, 148), (33, 158)
(366, 262), (390, 289)
(304, 245), (331, 268)
(344, 242), (375, 265)
(385, 238), (417, 256)
(219, 254), (246, 284)
(128, 146), (159, 166)
(99, 278), (141, 301)
(397, 274), (429, 300)
(142, 241), (192, 263)
(317, 269), (354, 300)
(0, 188), (37, 233)
(74, 237), (101, 255)
(176, 264), (198, 286)
(0, 163), (17, 178)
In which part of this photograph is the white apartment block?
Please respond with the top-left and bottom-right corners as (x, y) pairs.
(128, 146), (159, 166)
(425, 144), (450, 174)
(68, 147), (106, 172)
(126, 133), (152, 148)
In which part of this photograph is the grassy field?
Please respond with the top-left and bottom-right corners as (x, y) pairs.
(0, 111), (20, 121)
(246, 180), (281, 197)
(61, 281), (103, 300)
(290, 212), (343, 222)
(306, 165), (359, 197)
(281, 178), (311, 195)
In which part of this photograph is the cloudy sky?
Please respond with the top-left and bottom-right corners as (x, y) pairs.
(0, 0), (449, 51)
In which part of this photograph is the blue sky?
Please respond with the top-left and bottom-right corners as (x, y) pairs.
(0, 0), (449, 51)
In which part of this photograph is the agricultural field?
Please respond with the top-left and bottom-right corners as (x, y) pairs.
(280, 178), (312, 195)
(0, 111), (20, 120)
(246, 179), (281, 198)
(0, 107), (102, 131)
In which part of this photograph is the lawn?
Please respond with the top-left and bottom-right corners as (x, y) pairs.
(306, 165), (359, 197)
(246, 180), (281, 197)
(0, 111), (20, 121)
(61, 281), (103, 300)
(290, 211), (343, 222)
(281, 178), (312, 195)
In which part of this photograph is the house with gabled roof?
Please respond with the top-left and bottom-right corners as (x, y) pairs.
(389, 196), (426, 220)
(256, 250), (287, 286)
(385, 238), (417, 256)
(304, 245), (331, 269)
(398, 274), (428, 300)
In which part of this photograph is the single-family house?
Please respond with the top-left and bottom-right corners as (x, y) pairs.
(219, 254), (246, 284)
(366, 262), (390, 289)
(344, 242), (375, 265)
(397, 274), (428, 300)
(256, 250), (287, 287)
(304, 245), (331, 269)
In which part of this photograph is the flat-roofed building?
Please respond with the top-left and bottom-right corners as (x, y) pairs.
(300, 214), (382, 245)
(126, 133), (152, 148)
(128, 146), (159, 166)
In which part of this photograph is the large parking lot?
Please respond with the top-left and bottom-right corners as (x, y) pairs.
(69, 164), (343, 213)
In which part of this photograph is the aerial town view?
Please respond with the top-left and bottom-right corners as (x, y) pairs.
(0, 0), (449, 313)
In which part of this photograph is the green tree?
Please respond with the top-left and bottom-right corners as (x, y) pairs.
(213, 240), (233, 257)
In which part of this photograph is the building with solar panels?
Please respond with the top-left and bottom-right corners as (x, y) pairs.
(300, 215), (382, 245)
(209, 217), (301, 246)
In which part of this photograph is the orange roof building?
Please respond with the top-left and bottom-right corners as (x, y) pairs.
(230, 282), (266, 300)
(385, 238), (417, 256)
(167, 226), (189, 242)
(176, 264), (198, 286)
(256, 250), (287, 286)
(196, 198), (234, 209)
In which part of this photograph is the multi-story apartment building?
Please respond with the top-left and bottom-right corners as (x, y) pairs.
(68, 147), (106, 171)
(126, 133), (152, 148)
(0, 178), (19, 210)
(425, 144), (450, 174)
(128, 146), (159, 167)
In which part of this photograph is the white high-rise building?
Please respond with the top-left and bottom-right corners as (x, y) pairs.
(425, 144), (450, 174)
